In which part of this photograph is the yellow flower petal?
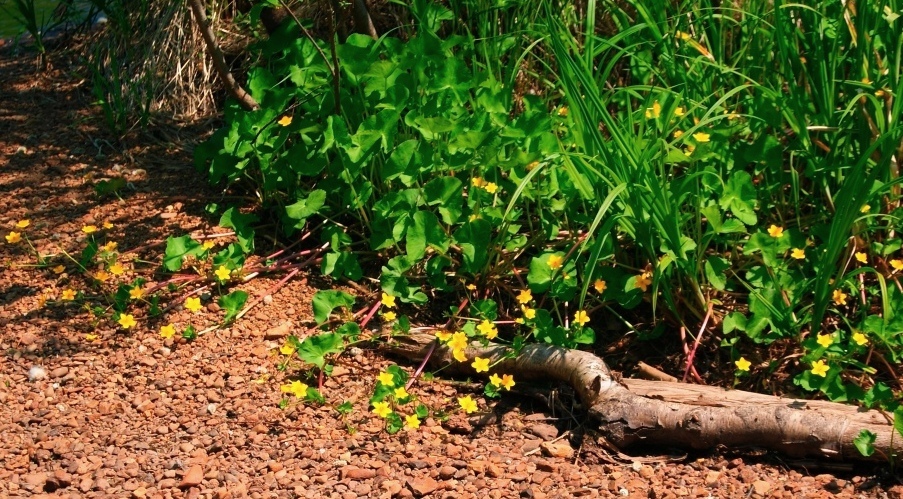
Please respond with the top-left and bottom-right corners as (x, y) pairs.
(118, 313), (137, 329)
(547, 254), (564, 270)
(810, 360), (829, 377)
(692, 132), (710, 143)
(381, 293), (396, 308)
(405, 414), (421, 430)
(15, 219), (30, 229)
(278, 115), (293, 127)
(790, 248), (806, 260)
(5, 232), (21, 244)
(160, 324), (176, 339)
(372, 401), (392, 418)
(816, 333), (833, 348)
(516, 289), (532, 304)
(458, 395), (478, 414)
(471, 357), (490, 373)
(185, 297), (203, 313)
(767, 225), (784, 238)
(734, 357), (751, 372)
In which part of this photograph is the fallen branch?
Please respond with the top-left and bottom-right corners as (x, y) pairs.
(384, 332), (900, 462)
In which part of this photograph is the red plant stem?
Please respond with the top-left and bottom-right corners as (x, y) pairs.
(235, 268), (300, 321)
(682, 302), (714, 383)
(358, 300), (382, 331)
(678, 326), (704, 383)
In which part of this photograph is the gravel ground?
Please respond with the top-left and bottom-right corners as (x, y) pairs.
(1, 42), (899, 499)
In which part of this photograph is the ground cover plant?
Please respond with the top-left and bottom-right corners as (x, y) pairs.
(6, 0), (903, 463)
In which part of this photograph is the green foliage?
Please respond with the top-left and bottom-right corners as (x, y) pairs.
(193, 0), (903, 449)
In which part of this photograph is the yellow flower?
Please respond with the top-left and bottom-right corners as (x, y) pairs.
(489, 373), (502, 387)
(109, 263), (125, 276)
(61, 289), (77, 301)
(103, 221), (114, 229)
(15, 219), (30, 228)
(405, 414), (421, 430)
(52, 265), (65, 274)
(465, 283), (477, 290)
(645, 101), (661, 119)
(82, 225), (98, 234)
(692, 132), (710, 143)
(448, 332), (468, 351)
(636, 272), (653, 292)
(5, 231), (21, 244)
(280, 342), (295, 355)
(372, 401), (392, 418)
(790, 248), (806, 260)
(452, 348), (468, 362)
(855, 252), (867, 264)
(767, 225), (784, 238)
(516, 289), (532, 304)
(394, 387), (409, 400)
(676, 30), (692, 41)
(734, 357), (751, 372)
(458, 395), (478, 414)
(94, 270), (110, 283)
(160, 324), (176, 339)
(832, 289), (848, 306)
(378, 371), (395, 387)
(684, 145), (695, 156)
(185, 296), (203, 313)
(810, 360), (829, 377)
(672, 130), (684, 139)
(891, 259), (903, 271)
(674, 106), (685, 117)
(202, 240), (216, 250)
(101, 241), (117, 252)
(522, 306), (536, 320)
(118, 313), (137, 329)
(85, 334), (98, 342)
(861, 204), (871, 213)
(383, 311), (397, 322)
(435, 330), (453, 342)
(128, 286), (145, 300)
(852, 332), (868, 346)
(573, 310), (590, 327)
(281, 380), (308, 398)
(471, 357), (490, 373)
(557, 106), (569, 117)
(471, 177), (486, 188)
(547, 254), (564, 270)
(816, 333), (834, 348)
(499, 374), (515, 390)
(484, 182), (499, 194)
(593, 279), (607, 293)
(477, 319), (498, 340)
(278, 115), (293, 127)
(381, 292), (396, 308)
(214, 265), (231, 281)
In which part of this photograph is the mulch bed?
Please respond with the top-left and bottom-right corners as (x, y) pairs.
(0, 43), (897, 499)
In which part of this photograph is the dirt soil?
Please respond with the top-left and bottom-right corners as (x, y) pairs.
(1, 45), (900, 499)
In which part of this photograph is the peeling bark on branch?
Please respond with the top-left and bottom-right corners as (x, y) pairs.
(385, 332), (900, 462)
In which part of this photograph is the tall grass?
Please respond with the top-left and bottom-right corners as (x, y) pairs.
(543, 0), (903, 338)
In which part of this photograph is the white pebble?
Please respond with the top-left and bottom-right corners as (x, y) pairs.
(28, 366), (47, 381)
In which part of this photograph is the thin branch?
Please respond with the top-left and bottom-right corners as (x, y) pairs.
(186, 0), (259, 111)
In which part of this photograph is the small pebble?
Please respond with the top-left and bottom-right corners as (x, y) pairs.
(28, 366), (47, 381)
